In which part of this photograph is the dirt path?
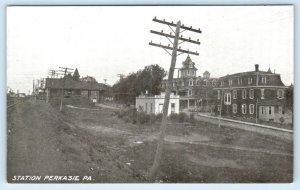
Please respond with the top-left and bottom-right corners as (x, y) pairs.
(7, 99), (69, 182)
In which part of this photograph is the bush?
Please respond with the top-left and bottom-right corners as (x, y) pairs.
(169, 113), (179, 122)
(189, 113), (196, 124)
(178, 112), (188, 123)
(138, 112), (151, 124)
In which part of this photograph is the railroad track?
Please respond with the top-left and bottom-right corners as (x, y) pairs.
(7, 98), (25, 109)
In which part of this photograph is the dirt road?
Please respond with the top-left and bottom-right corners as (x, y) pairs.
(7, 99), (70, 182)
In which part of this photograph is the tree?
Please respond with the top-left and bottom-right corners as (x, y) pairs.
(112, 64), (166, 105)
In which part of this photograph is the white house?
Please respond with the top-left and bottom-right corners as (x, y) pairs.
(136, 92), (180, 115)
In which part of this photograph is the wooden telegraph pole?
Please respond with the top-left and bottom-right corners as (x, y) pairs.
(148, 17), (201, 180)
(58, 67), (73, 112)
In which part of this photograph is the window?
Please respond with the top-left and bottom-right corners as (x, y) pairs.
(171, 103), (175, 113)
(229, 79), (233, 86)
(262, 76), (267, 84)
(261, 89), (265, 99)
(187, 70), (190, 76)
(238, 78), (242, 85)
(249, 104), (254, 114)
(189, 79), (194, 86)
(261, 106), (264, 115)
(232, 104), (237, 113)
(277, 89), (284, 99)
(221, 81), (224, 86)
(248, 77), (253, 84)
(212, 80), (216, 87)
(204, 79), (207, 86)
(233, 90), (237, 99)
(241, 104), (247, 114)
(188, 89), (192, 96)
(196, 80), (200, 86)
(278, 106), (283, 114)
(249, 89), (254, 99)
(217, 105), (221, 111)
(182, 80), (184, 86)
(224, 92), (231, 105)
(150, 103), (153, 113)
(269, 106), (272, 115)
(242, 89), (247, 99)
(145, 103), (148, 113)
(173, 82), (176, 87)
(217, 90), (220, 100)
(189, 64), (193, 68)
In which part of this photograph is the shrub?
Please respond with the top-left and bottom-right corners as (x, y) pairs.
(169, 113), (179, 122)
(178, 112), (188, 123)
(190, 113), (196, 124)
(137, 112), (151, 124)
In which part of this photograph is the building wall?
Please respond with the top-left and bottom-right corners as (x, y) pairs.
(214, 87), (287, 122)
(136, 95), (180, 115)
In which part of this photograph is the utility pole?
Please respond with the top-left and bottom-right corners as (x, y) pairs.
(58, 67), (74, 112)
(48, 69), (58, 78)
(117, 74), (124, 81)
(148, 16), (201, 180)
(218, 89), (224, 128)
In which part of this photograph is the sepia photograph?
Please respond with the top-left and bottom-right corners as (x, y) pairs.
(6, 5), (293, 183)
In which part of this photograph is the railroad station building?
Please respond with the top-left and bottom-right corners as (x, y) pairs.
(213, 64), (289, 123)
(45, 68), (107, 103)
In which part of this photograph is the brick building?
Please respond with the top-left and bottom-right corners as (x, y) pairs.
(161, 55), (217, 111)
(213, 64), (288, 122)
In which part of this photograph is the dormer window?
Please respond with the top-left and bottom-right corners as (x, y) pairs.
(221, 81), (224, 86)
(262, 76), (267, 84)
(189, 64), (193, 68)
(229, 79), (233, 86)
(238, 78), (242, 85)
(277, 89), (284, 99)
(248, 77), (253, 84)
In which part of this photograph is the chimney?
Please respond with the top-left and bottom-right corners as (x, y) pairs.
(255, 64), (259, 72)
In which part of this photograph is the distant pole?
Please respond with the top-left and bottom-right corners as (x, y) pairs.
(218, 89), (223, 128)
(58, 67), (74, 112)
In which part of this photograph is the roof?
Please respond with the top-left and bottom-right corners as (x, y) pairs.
(219, 71), (275, 79)
(181, 55), (197, 70)
(45, 78), (105, 91)
(73, 68), (80, 79)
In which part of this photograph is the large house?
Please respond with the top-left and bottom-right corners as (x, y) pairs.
(161, 55), (217, 111)
(213, 64), (288, 122)
(45, 68), (107, 103)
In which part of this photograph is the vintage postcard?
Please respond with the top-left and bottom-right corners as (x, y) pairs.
(6, 5), (293, 183)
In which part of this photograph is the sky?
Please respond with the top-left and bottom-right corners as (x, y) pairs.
(7, 6), (293, 94)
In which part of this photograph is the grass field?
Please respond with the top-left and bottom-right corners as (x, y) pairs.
(59, 105), (293, 183)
